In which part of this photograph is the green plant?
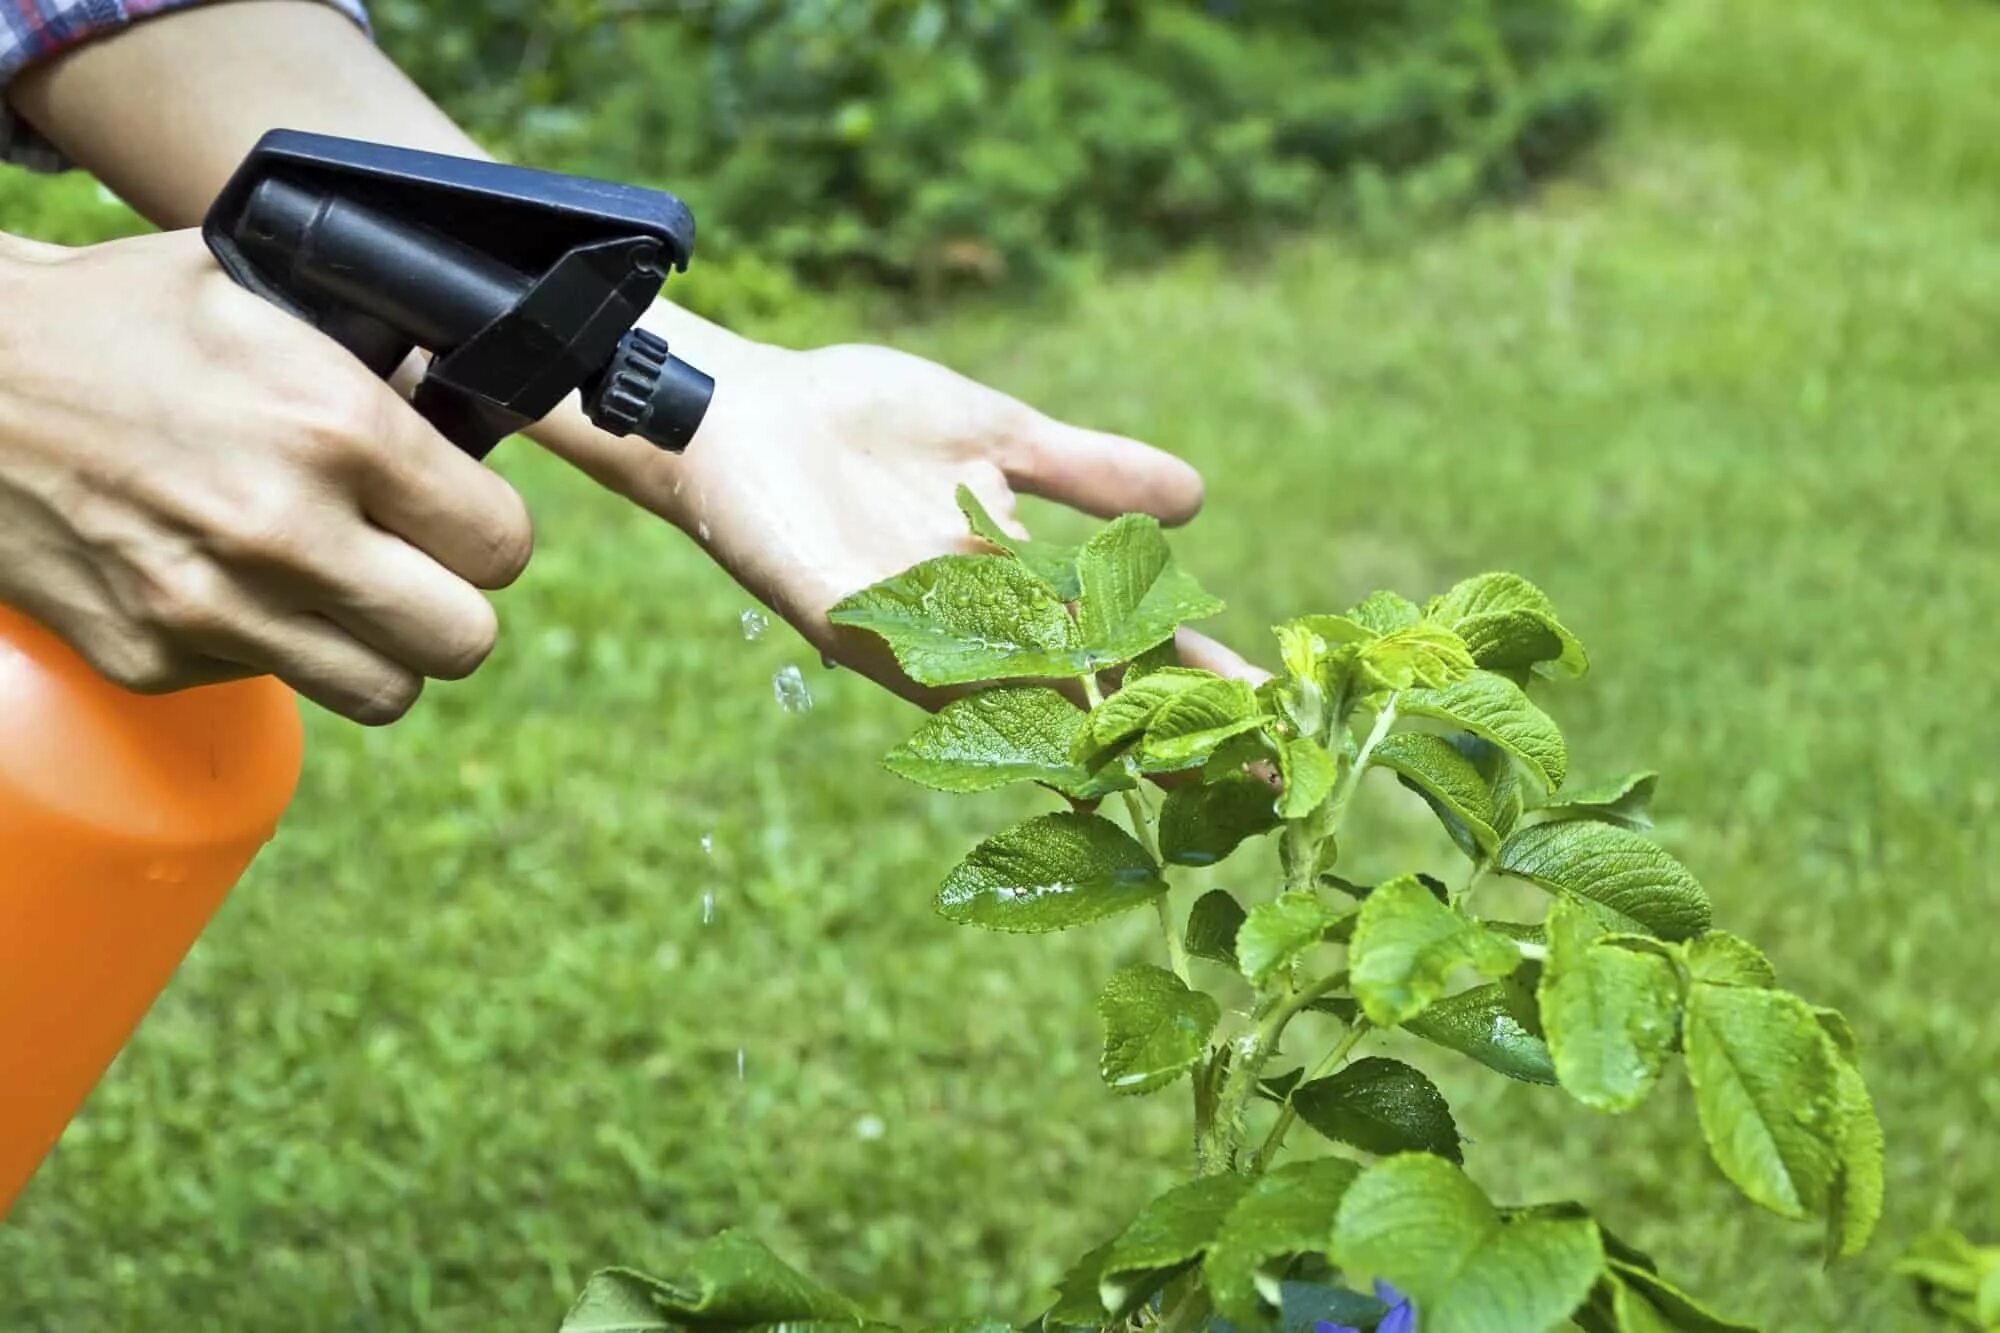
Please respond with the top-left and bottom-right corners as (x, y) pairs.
(559, 496), (1882, 1332)
(371, 0), (1645, 295)
(1898, 1228), (2000, 1331)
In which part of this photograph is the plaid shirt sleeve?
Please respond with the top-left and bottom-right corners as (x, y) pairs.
(0, 0), (371, 171)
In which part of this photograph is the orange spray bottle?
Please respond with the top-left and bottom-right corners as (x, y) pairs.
(0, 130), (711, 1215)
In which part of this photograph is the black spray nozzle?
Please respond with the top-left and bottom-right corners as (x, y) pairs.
(203, 131), (713, 460)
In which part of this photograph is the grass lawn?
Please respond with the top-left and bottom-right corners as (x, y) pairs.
(5, 0), (1997, 1327)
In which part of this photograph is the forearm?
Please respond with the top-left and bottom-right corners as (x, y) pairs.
(6, 0), (745, 526)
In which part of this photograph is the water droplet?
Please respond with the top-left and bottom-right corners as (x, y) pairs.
(735, 1048), (747, 1081)
(855, 1114), (887, 1141)
(772, 664), (813, 713)
(700, 832), (714, 856)
(740, 609), (769, 640)
(697, 520), (712, 542)
(701, 891), (717, 925)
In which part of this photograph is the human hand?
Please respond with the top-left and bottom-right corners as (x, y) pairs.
(536, 338), (1262, 705)
(0, 229), (533, 723)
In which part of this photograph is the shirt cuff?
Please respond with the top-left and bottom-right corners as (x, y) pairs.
(0, 0), (371, 173)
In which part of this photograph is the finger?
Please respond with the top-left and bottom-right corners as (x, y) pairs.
(202, 605), (424, 725)
(284, 528), (501, 682)
(1175, 628), (1270, 684)
(1003, 415), (1205, 526)
(345, 389), (536, 591)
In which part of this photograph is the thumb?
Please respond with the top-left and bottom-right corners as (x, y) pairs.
(1003, 414), (1205, 526)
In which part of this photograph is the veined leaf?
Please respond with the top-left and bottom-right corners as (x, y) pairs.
(1683, 983), (1844, 1220)
(884, 687), (1131, 798)
(1453, 608), (1566, 674)
(1402, 671), (1569, 790)
(1428, 572), (1588, 677)
(1371, 732), (1501, 858)
(1075, 514), (1224, 667)
(561, 1233), (863, 1331)
(1278, 737), (1337, 820)
(1238, 891), (1338, 986)
(1495, 820), (1712, 941)
(1083, 668), (1216, 752)
(1203, 1159), (1363, 1329)
(1538, 900), (1682, 1113)
(1331, 1155), (1603, 1333)
(1293, 1057), (1462, 1162)
(1683, 932), (1776, 989)
(1590, 1261), (1760, 1333)
(1098, 964), (1220, 1096)
(1539, 771), (1659, 832)
(1140, 677), (1265, 770)
(1100, 1175), (1252, 1315)
(1160, 775), (1281, 867)
(1405, 981), (1555, 1085)
(829, 554), (1086, 686)
(1044, 1240), (1115, 1326)
(1348, 876), (1521, 1026)
(1348, 590), (1422, 634)
(1356, 623), (1476, 693)
(1827, 1059), (1884, 1261)
(955, 485), (1080, 599)
(1185, 889), (1249, 967)
(938, 813), (1165, 933)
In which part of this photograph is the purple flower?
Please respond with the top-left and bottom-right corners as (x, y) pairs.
(1315, 1281), (1414, 1333)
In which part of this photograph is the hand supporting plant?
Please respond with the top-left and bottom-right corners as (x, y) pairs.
(564, 498), (1885, 1333)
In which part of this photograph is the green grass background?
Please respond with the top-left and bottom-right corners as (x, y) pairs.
(5, 0), (1998, 1327)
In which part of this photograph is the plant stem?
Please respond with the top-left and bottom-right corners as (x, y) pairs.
(1320, 694), (1400, 840)
(1081, 673), (1190, 983)
(1254, 1017), (1373, 1166)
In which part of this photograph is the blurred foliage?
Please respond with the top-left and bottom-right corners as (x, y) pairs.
(366, 0), (1646, 308)
(0, 170), (148, 246)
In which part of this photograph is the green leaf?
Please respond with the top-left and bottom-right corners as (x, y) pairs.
(829, 555), (1090, 686)
(1140, 677), (1266, 770)
(1098, 964), (1221, 1096)
(1277, 737), (1338, 820)
(1204, 1159), (1363, 1329)
(1539, 772), (1659, 832)
(938, 813), (1166, 933)
(1348, 590), (1422, 635)
(1349, 876), (1521, 1027)
(1044, 1240), (1114, 1326)
(1238, 891), (1338, 986)
(1683, 983), (1845, 1220)
(884, 686), (1131, 798)
(1293, 1057), (1462, 1163)
(1683, 932), (1776, 989)
(1371, 732), (1502, 858)
(1494, 821), (1712, 941)
(1826, 1058), (1884, 1261)
(1401, 671), (1569, 790)
(1075, 514), (1224, 667)
(1100, 1174), (1253, 1314)
(562, 1233), (863, 1330)
(1204, 729), (1278, 782)
(1355, 623), (1476, 693)
(1185, 890), (1249, 967)
(1428, 572), (1588, 677)
(1084, 668), (1216, 751)
(1812, 1006), (1859, 1062)
(1537, 899), (1683, 1113)
(1606, 1262), (1760, 1332)
(1330, 1154), (1604, 1333)
(1161, 775), (1281, 867)
(1404, 982), (1557, 1085)
(955, 485), (1081, 600)
(1453, 608), (1566, 674)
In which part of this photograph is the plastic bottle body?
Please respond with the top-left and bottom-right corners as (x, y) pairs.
(0, 606), (302, 1217)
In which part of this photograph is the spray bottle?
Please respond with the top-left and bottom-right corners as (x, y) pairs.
(0, 131), (713, 1214)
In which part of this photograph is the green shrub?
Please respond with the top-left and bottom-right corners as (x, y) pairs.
(375, 0), (1647, 291)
